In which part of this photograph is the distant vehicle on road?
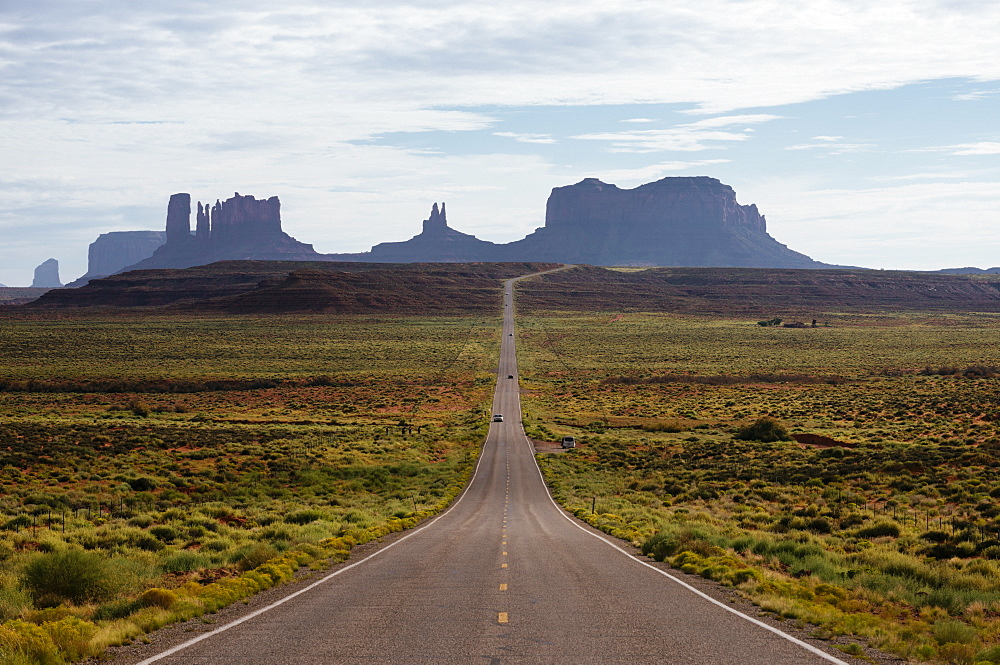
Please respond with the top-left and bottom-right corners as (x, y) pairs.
(508, 374), (514, 379)
(492, 414), (504, 422)
(561, 436), (576, 449)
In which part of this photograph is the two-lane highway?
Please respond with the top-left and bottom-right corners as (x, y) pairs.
(132, 270), (851, 664)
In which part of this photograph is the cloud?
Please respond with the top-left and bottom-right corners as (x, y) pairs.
(573, 114), (782, 153)
(785, 141), (874, 154)
(593, 160), (731, 186)
(943, 142), (1000, 155)
(493, 131), (556, 144)
(953, 88), (1000, 101)
(621, 118), (655, 123)
(759, 179), (1000, 269)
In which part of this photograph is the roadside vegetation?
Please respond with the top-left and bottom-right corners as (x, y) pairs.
(0, 313), (497, 663)
(518, 309), (1000, 665)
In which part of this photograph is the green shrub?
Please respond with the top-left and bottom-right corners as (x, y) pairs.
(933, 619), (978, 645)
(160, 551), (208, 573)
(23, 549), (115, 605)
(735, 417), (791, 443)
(284, 509), (326, 525)
(231, 544), (278, 571)
(0, 586), (32, 621)
(856, 521), (901, 539)
(149, 525), (180, 542)
(93, 597), (144, 621)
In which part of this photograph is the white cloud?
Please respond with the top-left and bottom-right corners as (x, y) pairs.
(573, 114), (782, 153)
(785, 141), (874, 153)
(593, 160), (731, 186)
(758, 179), (1000, 270)
(621, 118), (656, 123)
(493, 132), (556, 144)
(944, 142), (1000, 155)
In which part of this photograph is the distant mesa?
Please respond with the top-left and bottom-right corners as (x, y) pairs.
(32, 258), (61, 288)
(500, 177), (825, 268)
(68, 176), (834, 286)
(118, 192), (321, 274)
(330, 176), (830, 268)
(936, 266), (1000, 274)
(66, 230), (166, 287)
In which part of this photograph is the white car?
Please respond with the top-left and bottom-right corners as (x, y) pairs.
(492, 414), (504, 422)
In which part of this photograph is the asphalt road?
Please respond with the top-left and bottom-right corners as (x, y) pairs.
(132, 271), (852, 665)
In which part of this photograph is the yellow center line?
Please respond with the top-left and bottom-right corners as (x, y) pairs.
(501, 563), (507, 568)
(499, 583), (508, 591)
(498, 612), (509, 623)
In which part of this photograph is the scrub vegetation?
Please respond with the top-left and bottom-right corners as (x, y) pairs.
(0, 313), (497, 664)
(519, 310), (1000, 665)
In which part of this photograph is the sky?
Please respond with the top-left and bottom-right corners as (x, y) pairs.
(2, 1), (1000, 285)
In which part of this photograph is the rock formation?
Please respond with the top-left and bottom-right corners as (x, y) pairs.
(500, 177), (823, 267)
(66, 231), (167, 286)
(119, 192), (322, 273)
(164, 193), (191, 243)
(31, 258), (61, 288)
(68, 176), (832, 282)
(330, 176), (831, 269)
(365, 203), (502, 262)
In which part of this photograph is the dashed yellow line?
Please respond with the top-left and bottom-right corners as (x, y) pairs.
(498, 612), (509, 623)
(502, 551), (507, 556)
(501, 563), (507, 568)
(499, 583), (508, 591)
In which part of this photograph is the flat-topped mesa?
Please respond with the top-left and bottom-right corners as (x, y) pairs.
(207, 193), (282, 241)
(164, 193), (192, 243)
(501, 175), (811, 267)
(544, 176), (765, 234)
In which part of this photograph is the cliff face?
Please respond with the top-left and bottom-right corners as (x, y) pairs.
(122, 192), (321, 273)
(68, 231), (167, 286)
(501, 177), (822, 268)
(31, 258), (61, 288)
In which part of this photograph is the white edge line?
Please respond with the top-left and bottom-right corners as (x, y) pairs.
(135, 432), (496, 665)
(524, 444), (851, 664)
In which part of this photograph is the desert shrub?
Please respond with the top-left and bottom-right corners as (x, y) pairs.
(126, 477), (156, 491)
(160, 551), (208, 573)
(93, 597), (144, 621)
(856, 521), (901, 539)
(284, 509), (326, 525)
(231, 543), (278, 571)
(40, 616), (99, 660)
(0, 619), (60, 665)
(128, 400), (151, 417)
(933, 619), (978, 645)
(140, 587), (178, 609)
(148, 525), (180, 542)
(642, 527), (716, 561)
(23, 549), (115, 605)
(977, 645), (1000, 663)
(0, 585), (32, 621)
(735, 417), (791, 443)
